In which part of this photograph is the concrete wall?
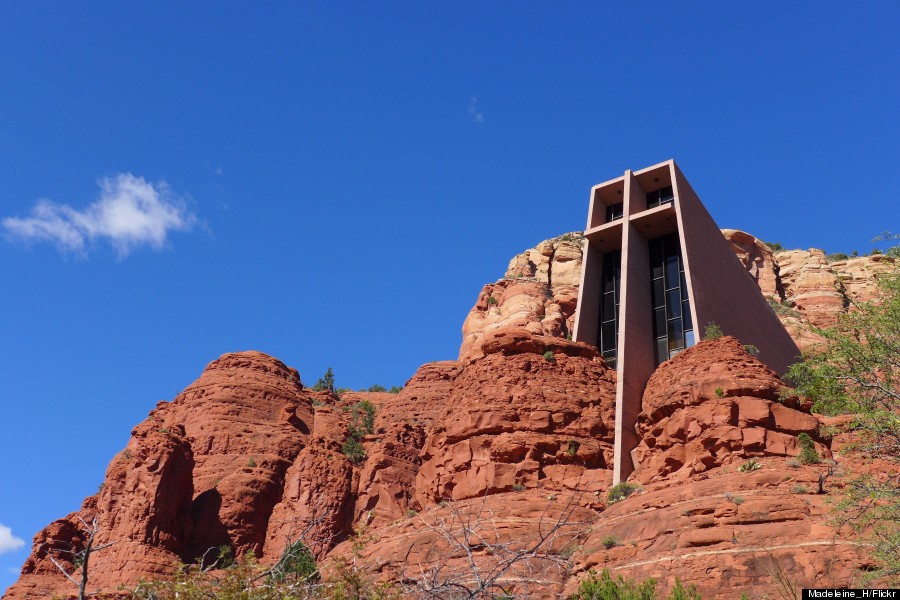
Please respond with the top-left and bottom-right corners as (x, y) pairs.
(612, 171), (658, 482)
(573, 239), (603, 345)
(672, 163), (801, 374)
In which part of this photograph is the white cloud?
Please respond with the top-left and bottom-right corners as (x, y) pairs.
(3, 173), (198, 258)
(468, 96), (484, 123)
(0, 524), (24, 554)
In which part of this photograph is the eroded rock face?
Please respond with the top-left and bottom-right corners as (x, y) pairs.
(459, 233), (583, 362)
(416, 328), (617, 506)
(6, 351), (320, 598)
(632, 337), (824, 484)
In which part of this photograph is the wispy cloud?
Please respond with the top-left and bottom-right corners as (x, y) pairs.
(468, 96), (484, 124)
(0, 524), (24, 555)
(2, 173), (198, 259)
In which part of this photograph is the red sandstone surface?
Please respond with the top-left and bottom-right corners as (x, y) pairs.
(5, 231), (891, 599)
(460, 230), (894, 361)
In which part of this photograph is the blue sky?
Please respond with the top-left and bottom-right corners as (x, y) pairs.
(1, 2), (898, 591)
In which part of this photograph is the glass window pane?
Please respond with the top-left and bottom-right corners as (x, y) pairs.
(601, 321), (617, 352)
(668, 318), (683, 350)
(667, 290), (682, 318)
(660, 185), (674, 203)
(602, 293), (615, 319)
(654, 307), (666, 335)
(665, 258), (680, 289)
(682, 302), (692, 329)
(603, 272), (615, 293)
(652, 278), (664, 307)
(656, 337), (668, 365)
(685, 330), (695, 348)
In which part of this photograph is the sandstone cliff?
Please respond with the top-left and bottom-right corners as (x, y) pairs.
(460, 230), (893, 360)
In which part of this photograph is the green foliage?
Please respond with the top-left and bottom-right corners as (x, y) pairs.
(764, 241), (785, 252)
(512, 483), (525, 492)
(571, 569), (657, 600)
(743, 344), (760, 357)
(738, 459), (761, 473)
(216, 544), (235, 569)
(350, 400), (376, 435)
(366, 384), (387, 393)
(342, 435), (366, 465)
(826, 252), (849, 262)
(543, 350), (556, 362)
(487, 295), (499, 306)
(714, 387), (725, 398)
(341, 400), (373, 464)
(731, 495), (745, 505)
(666, 579), (703, 600)
(247, 457), (257, 468)
(797, 433), (820, 465)
(269, 539), (319, 584)
(703, 322), (723, 339)
(388, 386), (402, 394)
(312, 367), (336, 393)
(601, 535), (620, 549)
(792, 484), (810, 494)
(566, 439), (581, 457)
(767, 296), (799, 318)
(608, 482), (640, 504)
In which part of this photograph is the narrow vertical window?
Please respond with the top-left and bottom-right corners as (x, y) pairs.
(648, 232), (694, 365)
(597, 250), (621, 368)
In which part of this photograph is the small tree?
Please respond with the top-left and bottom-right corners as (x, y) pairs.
(703, 322), (723, 339)
(313, 368), (336, 393)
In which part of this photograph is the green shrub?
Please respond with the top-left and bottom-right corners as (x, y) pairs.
(602, 535), (620, 549)
(738, 459), (761, 473)
(388, 386), (402, 394)
(792, 484), (810, 494)
(715, 387), (725, 398)
(704, 322), (723, 339)
(765, 241), (785, 252)
(731, 495), (745, 505)
(798, 432), (820, 465)
(269, 539), (319, 584)
(350, 400), (375, 438)
(666, 578), (703, 600)
(743, 344), (760, 357)
(543, 350), (556, 362)
(826, 252), (849, 262)
(608, 482), (640, 504)
(247, 457), (257, 468)
(566, 439), (581, 457)
(367, 384), (387, 392)
(342, 436), (366, 465)
(571, 569), (657, 599)
(512, 483), (525, 492)
(487, 295), (499, 306)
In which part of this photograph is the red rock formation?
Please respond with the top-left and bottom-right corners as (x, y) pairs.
(632, 337), (824, 484)
(7, 232), (893, 599)
(460, 233), (583, 362)
(416, 329), (617, 506)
